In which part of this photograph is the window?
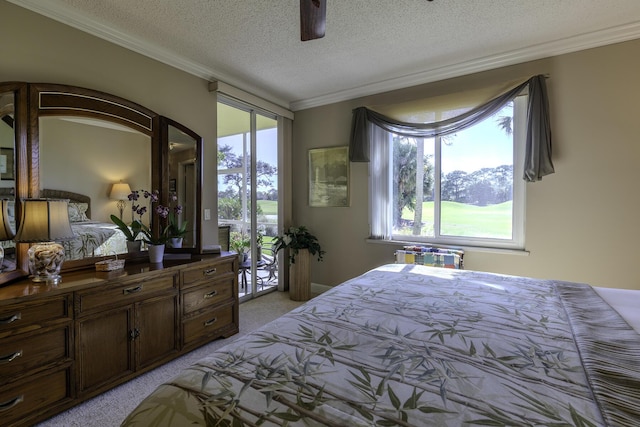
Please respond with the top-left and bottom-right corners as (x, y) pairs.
(371, 96), (526, 249)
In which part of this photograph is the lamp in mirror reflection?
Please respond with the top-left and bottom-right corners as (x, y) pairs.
(14, 198), (75, 284)
(0, 199), (15, 270)
(110, 181), (132, 220)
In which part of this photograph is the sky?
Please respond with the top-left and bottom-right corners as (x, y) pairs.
(439, 112), (514, 175)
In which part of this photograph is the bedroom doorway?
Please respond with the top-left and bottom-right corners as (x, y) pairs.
(217, 99), (281, 301)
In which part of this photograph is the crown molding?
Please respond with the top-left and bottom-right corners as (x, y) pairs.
(10, 1), (640, 113)
(290, 21), (640, 111)
(7, 0), (292, 109)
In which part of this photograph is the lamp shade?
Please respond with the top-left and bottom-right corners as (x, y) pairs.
(14, 198), (75, 243)
(110, 182), (132, 200)
(0, 199), (15, 241)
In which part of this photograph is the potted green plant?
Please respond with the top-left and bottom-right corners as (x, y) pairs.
(273, 226), (325, 264)
(110, 215), (143, 252)
(255, 228), (264, 260)
(166, 193), (188, 248)
(273, 226), (325, 301)
(111, 189), (176, 262)
(230, 231), (251, 264)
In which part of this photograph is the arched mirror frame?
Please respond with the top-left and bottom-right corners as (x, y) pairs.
(2, 82), (202, 277)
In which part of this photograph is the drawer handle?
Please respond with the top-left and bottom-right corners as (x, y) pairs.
(0, 395), (23, 412)
(204, 290), (218, 299)
(0, 350), (22, 364)
(0, 313), (21, 325)
(129, 328), (140, 341)
(123, 285), (143, 295)
(203, 268), (217, 276)
(204, 317), (217, 327)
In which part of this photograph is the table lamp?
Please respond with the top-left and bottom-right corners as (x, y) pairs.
(110, 181), (132, 220)
(14, 198), (75, 284)
(0, 199), (15, 269)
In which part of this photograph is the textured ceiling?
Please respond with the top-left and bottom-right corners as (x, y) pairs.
(9, 0), (640, 111)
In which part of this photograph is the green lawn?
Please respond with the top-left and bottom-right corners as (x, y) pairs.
(257, 200), (278, 215)
(400, 201), (512, 239)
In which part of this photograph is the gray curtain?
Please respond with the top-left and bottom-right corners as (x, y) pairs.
(349, 75), (554, 182)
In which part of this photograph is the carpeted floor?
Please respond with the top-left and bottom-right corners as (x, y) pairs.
(35, 291), (303, 427)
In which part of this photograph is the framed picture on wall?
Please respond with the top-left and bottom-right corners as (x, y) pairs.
(0, 148), (13, 181)
(169, 178), (177, 192)
(308, 146), (350, 207)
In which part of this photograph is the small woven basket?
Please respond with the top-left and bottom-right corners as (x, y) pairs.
(95, 253), (125, 271)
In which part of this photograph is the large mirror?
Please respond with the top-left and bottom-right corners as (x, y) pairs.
(0, 82), (202, 277)
(39, 115), (152, 260)
(163, 117), (202, 251)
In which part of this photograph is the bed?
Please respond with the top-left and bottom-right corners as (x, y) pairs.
(43, 189), (129, 260)
(124, 263), (640, 426)
(0, 189), (128, 261)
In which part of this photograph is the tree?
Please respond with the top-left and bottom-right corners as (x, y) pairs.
(217, 144), (277, 225)
(496, 101), (514, 136)
(392, 137), (434, 228)
(442, 170), (469, 202)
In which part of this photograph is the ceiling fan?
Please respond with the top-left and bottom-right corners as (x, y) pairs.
(299, 0), (433, 42)
(300, 0), (326, 41)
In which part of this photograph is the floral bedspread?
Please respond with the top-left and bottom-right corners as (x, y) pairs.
(61, 221), (127, 260)
(122, 264), (640, 426)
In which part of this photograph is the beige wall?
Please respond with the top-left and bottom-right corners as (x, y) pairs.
(39, 118), (151, 223)
(0, 1), (219, 245)
(293, 39), (640, 290)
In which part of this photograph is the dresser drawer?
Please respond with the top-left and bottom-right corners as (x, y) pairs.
(0, 296), (70, 338)
(76, 274), (177, 315)
(182, 260), (234, 288)
(0, 366), (71, 426)
(182, 279), (234, 316)
(0, 326), (71, 381)
(182, 304), (234, 346)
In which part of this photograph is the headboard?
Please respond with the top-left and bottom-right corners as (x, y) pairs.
(0, 188), (91, 218)
(41, 189), (91, 218)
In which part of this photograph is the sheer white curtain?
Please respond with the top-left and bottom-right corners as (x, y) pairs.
(368, 124), (392, 240)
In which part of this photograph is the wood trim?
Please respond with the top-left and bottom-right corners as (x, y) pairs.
(32, 84), (155, 136)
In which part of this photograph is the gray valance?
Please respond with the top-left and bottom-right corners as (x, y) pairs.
(349, 75), (554, 182)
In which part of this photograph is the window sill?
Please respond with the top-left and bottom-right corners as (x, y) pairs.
(365, 238), (530, 256)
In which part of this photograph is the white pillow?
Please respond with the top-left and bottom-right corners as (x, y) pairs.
(68, 202), (90, 222)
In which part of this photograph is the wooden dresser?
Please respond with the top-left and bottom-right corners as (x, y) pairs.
(0, 253), (238, 427)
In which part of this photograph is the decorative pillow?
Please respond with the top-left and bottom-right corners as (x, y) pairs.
(68, 202), (90, 222)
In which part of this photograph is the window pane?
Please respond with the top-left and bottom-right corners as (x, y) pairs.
(217, 130), (250, 232)
(440, 103), (514, 239)
(256, 118), (279, 242)
(391, 137), (435, 237)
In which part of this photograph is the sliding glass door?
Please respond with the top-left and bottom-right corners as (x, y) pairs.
(217, 99), (280, 300)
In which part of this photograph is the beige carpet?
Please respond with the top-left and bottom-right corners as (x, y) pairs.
(35, 291), (303, 427)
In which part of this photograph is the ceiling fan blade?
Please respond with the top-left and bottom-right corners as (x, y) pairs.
(300, 0), (326, 41)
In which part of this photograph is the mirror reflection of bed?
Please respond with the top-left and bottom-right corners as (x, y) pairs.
(0, 189), (131, 262)
(49, 189), (130, 260)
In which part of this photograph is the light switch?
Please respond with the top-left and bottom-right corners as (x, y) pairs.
(204, 209), (211, 220)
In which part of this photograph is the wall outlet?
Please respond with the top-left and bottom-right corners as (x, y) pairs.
(204, 209), (211, 220)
